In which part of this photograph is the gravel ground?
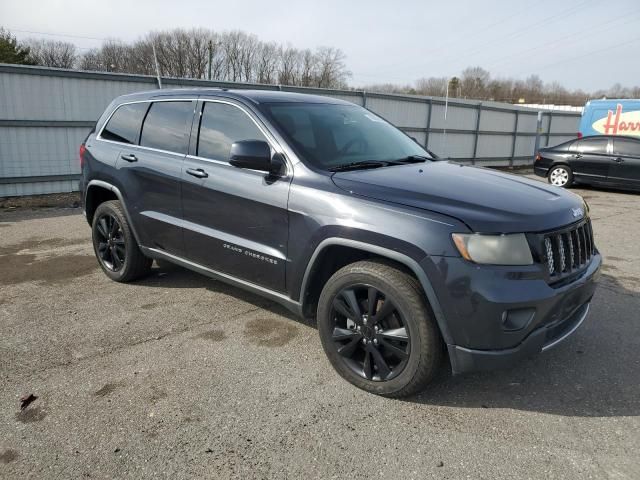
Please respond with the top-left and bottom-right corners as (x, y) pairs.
(0, 178), (639, 479)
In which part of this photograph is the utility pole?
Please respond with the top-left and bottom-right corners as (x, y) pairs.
(208, 40), (213, 81)
(443, 78), (450, 159)
(152, 42), (162, 89)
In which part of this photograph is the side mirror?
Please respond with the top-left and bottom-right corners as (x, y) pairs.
(230, 140), (282, 174)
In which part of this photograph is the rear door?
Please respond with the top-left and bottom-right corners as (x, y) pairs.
(181, 99), (290, 292)
(568, 137), (611, 182)
(108, 99), (196, 256)
(610, 137), (640, 190)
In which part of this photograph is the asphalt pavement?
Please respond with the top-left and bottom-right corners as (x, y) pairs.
(0, 177), (638, 479)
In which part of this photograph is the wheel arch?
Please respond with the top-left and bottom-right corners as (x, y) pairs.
(299, 238), (453, 345)
(85, 180), (141, 244)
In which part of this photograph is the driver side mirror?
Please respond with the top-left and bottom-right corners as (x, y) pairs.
(229, 140), (284, 175)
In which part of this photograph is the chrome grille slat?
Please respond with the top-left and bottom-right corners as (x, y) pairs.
(567, 231), (575, 270)
(542, 220), (595, 282)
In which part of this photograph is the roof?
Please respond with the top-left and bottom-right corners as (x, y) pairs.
(118, 88), (353, 105)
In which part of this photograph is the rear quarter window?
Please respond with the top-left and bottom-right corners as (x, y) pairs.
(100, 103), (149, 144)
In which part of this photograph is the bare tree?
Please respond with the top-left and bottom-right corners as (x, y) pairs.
(460, 66), (490, 99)
(255, 42), (280, 84)
(314, 46), (350, 88)
(278, 46), (301, 86)
(415, 77), (448, 96)
(26, 39), (77, 68)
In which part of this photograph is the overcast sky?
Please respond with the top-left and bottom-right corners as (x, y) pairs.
(2, 0), (639, 91)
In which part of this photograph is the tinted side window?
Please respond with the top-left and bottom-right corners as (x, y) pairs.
(197, 102), (267, 161)
(140, 101), (193, 153)
(576, 138), (608, 154)
(613, 138), (640, 157)
(101, 103), (148, 144)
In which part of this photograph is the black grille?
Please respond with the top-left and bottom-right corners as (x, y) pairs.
(542, 219), (595, 281)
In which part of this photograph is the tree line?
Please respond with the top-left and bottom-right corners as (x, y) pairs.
(1, 27), (639, 104)
(362, 66), (640, 106)
(0, 27), (351, 89)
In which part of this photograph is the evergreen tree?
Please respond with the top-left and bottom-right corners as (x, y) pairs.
(0, 28), (36, 65)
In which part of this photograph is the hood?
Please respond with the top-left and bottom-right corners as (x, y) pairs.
(331, 161), (586, 233)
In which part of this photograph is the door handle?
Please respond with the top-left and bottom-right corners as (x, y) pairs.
(574, 154), (582, 159)
(186, 168), (208, 178)
(120, 154), (138, 163)
(614, 157), (625, 163)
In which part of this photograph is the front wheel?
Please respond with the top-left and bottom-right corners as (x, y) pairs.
(548, 165), (573, 187)
(317, 260), (443, 397)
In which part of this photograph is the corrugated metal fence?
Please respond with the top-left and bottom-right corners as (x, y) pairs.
(0, 64), (581, 197)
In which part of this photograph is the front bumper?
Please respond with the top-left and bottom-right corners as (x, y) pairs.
(421, 252), (601, 374)
(448, 301), (590, 374)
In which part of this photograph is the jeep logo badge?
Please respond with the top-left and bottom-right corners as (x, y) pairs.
(571, 207), (583, 218)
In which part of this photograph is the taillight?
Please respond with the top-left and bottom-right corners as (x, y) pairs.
(535, 153), (541, 162)
(577, 132), (583, 138)
(79, 144), (87, 168)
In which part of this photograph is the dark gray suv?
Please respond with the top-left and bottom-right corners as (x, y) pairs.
(80, 89), (601, 397)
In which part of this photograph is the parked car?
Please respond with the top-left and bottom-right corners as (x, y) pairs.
(534, 135), (640, 190)
(579, 99), (640, 139)
(80, 89), (601, 397)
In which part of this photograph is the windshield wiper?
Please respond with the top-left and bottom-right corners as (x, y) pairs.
(387, 155), (430, 165)
(328, 161), (388, 172)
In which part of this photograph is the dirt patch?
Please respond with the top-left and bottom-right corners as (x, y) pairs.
(0, 237), (86, 256)
(244, 318), (298, 348)
(0, 449), (19, 464)
(0, 224), (10, 228)
(601, 264), (618, 272)
(618, 276), (640, 288)
(15, 406), (47, 423)
(196, 329), (227, 342)
(0, 253), (97, 286)
(0, 192), (80, 210)
(606, 256), (625, 262)
(150, 386), (168, 404)
(94, 383), (120, 397)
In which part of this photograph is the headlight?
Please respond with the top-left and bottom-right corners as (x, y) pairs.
(452, 233), (533, 266)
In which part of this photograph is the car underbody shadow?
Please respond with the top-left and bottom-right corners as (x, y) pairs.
(133, 261), (315, 327)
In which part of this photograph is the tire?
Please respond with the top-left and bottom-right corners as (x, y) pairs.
(317, 260), (443, 397)
(91, 200), (152, 282)
(548, 164), (573, 188)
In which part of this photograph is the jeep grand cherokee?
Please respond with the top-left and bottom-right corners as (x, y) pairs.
(80, 89), (601, 397)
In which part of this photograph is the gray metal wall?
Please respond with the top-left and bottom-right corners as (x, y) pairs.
(0, 64), (581, 197)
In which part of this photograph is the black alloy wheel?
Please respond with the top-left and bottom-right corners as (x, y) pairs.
(94, 213), (126, 272)
(91, 200), (152, 282)
(331, 284), (411, 382)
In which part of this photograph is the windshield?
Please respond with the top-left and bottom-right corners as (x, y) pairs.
(261, 103), (433, 170)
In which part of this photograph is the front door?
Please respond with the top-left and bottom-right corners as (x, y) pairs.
(181, 99), (290, 292)
(610, 137), (640, 190)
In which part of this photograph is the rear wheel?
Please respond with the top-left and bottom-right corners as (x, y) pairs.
(317, 260), (442, 397)
(92, 200), (152, 282)
(548, 165), (573, 187)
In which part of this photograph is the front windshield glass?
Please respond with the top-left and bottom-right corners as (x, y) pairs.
(261, 103), (432, 169)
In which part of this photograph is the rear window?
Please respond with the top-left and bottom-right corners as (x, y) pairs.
(613, 138), (640, 157)
(575, 138), (608, 154)
(101, 103), (148, 144)
(140, 101), (193, 154)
